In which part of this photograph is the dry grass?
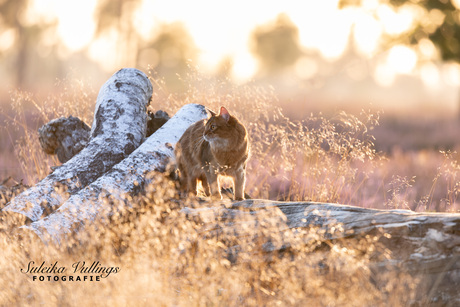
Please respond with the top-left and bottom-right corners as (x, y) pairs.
(0, 70), (458, 305)
(0, 77), (95, 184)
(0, 176), (418, 306)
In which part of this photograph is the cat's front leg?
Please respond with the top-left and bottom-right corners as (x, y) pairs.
(199, 174), (218, 198)
(205, 165), (222, 199)
(233, 166), (246, 201)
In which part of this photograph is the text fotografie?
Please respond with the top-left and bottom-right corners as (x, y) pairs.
(21, 261), (120, 281)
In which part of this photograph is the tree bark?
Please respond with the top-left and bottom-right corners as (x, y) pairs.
(181, 200), (460, 262)
(38, 116), (91, 163)
(24, 104), (208, 244)
(182, 200), (460, 303)
(2, 68), (152, 222)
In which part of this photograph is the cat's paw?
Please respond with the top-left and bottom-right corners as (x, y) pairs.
(209, 194), (223, 201)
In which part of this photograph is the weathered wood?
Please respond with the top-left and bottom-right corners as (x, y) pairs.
(2, 68), (153, 222)
(146, 110), (170, 137)
(38, 116), (91, 163)
(182, 200), (460, 251)
(182, 200), (460, 303)
(183, 200), (460, 265)
(24, 104), (209, 244)
(38, 110), (170, 161)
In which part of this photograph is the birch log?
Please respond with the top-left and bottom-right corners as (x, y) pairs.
(38, 116), (91, 164)
(25, 104), (208, 244)
(2, 68), (152, 222)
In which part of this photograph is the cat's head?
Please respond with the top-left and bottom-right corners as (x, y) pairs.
(203, 106), (235, 146)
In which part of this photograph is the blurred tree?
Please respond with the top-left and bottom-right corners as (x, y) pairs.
(95, 0), (197, 92)
(250, 14), (302, 76)
(388, 0), (460, 61)
(340, 0), (460, 61)
(387, 0), (460, 116)
(0, 0), (51, 87)
(340, 0), (460, 114)
(94, 0), (142, 67)
(137, 22), (197, 92)
(215, 56), (234, 80)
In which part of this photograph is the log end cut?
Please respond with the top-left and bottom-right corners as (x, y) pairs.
(38, 116), (91, 163)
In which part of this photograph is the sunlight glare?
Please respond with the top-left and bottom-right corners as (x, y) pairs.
(198, 51), (226, 74)
(88, 29), (119, 71)
(54, 0), (97, 51)
(362, 0), (379, 11)
(443, 63), (460, 87)
(133, 1), (158, 40)
(453, 0), (460, 9)
(295, 57), (318, 80)
(374, 62), (395, 87)
(134, 0), (281, 79)
(353, 12), (382, 56)
(26, 0), (442, 87)
(0, 29), (16, 52)
(417, 38), (438, 60)
(377, 4), (414, 35)
(232, 51), (257, 82)
(31, 0), (96, 52)
(184, 0), (290, 78)
(27, 0), (57, 25)
(289, 2), (352, 60)
(387, 45), (417, 74)
(420, 62), (440, 88)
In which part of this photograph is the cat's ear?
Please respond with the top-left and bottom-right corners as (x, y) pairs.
(219, 106), (230, 122)
(206, 107), (217, 118)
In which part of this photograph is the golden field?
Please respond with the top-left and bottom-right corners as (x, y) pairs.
(0, 72), (458, 306)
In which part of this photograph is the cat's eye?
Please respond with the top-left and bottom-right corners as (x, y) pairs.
(211, 124), (216, 131)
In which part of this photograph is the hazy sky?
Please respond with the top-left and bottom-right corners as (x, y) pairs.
(25, 0), (458, 85)
(1, 0), (457, 112)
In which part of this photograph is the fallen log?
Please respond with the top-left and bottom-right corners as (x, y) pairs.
(38, 110), (170, 164)
(182, 200), (460, 304)
(2, 68), (152, 222)
(24, 104), (208, 244)
(38, 116), (91, 164)
(146, 110), (170, 137)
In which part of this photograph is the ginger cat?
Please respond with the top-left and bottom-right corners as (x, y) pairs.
(175, 106), (249, 200)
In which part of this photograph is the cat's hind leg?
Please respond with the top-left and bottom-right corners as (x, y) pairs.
(177, 169), (190, 198)
(187, 176), (198, 196)
(177, 164), (195, 198)
(232, 166), (246, 201)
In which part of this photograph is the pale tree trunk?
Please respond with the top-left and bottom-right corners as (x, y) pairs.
(38, 116), (91, 164)
(2, 68), (152, 221)
(24, 104), (208, 244)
